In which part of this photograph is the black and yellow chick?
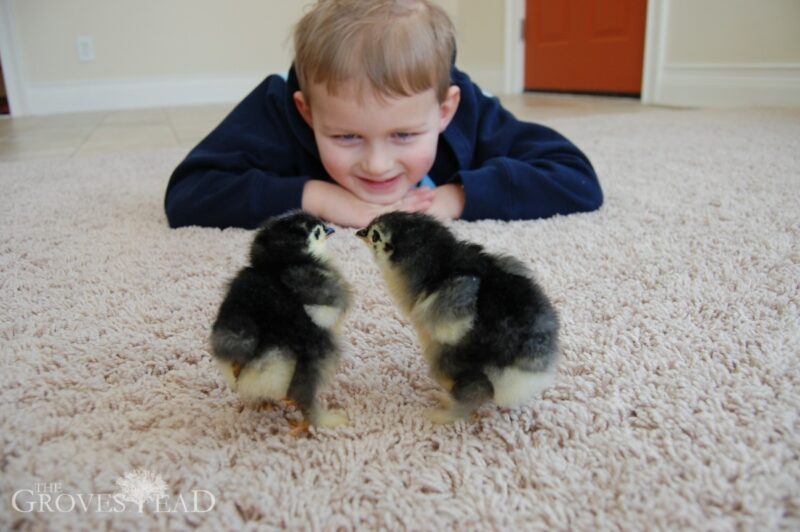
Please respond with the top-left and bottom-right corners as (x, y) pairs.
(211, 211), (350, 435)
(356, 212), (559, 424)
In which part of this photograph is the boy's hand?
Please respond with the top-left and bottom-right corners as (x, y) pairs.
(302, 180), (435, 228)
(425, 184), (465, 221)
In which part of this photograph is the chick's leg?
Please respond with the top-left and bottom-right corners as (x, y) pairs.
(279, 398), (344, 433)
(287, 417), (310, 437)
(310, 354), (348, 428)
(427, 370), (493, 424)
(285, 358), (347, 435)
(284, 362), (316, 436)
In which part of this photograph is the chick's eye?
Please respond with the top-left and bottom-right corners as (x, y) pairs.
(314, 227), (321, 240)
(372, 230), (381, 243)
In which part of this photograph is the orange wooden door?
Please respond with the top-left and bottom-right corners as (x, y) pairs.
(524, 0), (647, 95)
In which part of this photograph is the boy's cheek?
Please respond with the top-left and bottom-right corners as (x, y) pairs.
(316, 145), (350, 181)
(408, 148), (438, 183)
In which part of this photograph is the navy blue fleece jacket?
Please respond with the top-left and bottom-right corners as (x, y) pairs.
(165, 65), (602, 229)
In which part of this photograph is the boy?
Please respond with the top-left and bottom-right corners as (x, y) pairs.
(164, 0), (602, 229)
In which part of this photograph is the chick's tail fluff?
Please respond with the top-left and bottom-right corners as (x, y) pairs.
(210, 313), (260, 366)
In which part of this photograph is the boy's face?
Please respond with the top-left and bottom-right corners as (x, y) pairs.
(294, 82), (460, 206)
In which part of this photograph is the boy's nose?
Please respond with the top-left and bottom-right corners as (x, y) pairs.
(362, 145), (393, 177)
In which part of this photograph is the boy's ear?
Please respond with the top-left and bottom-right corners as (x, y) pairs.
(438, 85), (461, 131)
(293, 91), (313, 127)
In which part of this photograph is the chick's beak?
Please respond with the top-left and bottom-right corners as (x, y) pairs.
(355, 228), (368, 241)
(324, 226), (335, 239)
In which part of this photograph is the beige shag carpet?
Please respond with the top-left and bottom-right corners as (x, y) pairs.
(2, 107), (799, 531)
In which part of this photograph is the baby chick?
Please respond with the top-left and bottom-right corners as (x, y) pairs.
(356, 212), (559, 423)
(210, 211), (350, 435)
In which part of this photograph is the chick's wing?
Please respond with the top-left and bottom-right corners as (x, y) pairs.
(412, 275), (480, 345)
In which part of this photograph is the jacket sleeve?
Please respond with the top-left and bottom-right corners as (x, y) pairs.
(164, 76), (309, 229)
(456, 85), (603, 221)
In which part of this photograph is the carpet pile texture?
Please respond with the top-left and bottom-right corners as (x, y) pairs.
(2, 107), (799, 530)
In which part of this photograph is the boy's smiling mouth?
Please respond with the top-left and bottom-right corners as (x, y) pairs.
(357, 174), (403, 193)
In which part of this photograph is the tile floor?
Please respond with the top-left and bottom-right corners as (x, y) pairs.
(0, 93), (645, 162)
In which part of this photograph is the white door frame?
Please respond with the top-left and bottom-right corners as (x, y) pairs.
(641, 0), (668, 104)
(0, 0), (29, 116)
(503, 0), (526, 94)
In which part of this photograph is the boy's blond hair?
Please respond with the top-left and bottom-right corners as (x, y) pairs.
(293, 0), (456, 103)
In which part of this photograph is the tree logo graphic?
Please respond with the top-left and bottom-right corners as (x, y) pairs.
(114, 469), (169, 512)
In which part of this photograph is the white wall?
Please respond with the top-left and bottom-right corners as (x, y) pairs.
(643, 0), (800, 107)
(0, 0), (507, 116)
(451, 1), (506, 94)
(6, 0), (796, 114)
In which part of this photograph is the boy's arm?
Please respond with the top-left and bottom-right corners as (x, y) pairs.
(166, 161), (308, 229)
(302, 180), (435, 228)
(426, 184), (465, 221)
(452, 77), (603, 221)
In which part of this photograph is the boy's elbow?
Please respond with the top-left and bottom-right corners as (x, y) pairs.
(575, 163), (603, 213)
(582, 182), (603, 212)
(165, 203), (184, 228)
(548, 155), (603, 215)
(537, 157), (602, 217)
(165, 188), (194, 228)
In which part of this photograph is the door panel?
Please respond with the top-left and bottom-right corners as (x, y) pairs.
(524, 0), (647, 95)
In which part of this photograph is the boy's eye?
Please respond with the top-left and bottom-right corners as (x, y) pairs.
(334, 134), (359, 142)
(393, 132), (417, 141)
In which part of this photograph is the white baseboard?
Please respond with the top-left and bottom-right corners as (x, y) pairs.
(20, 63), (800, 115)
(23, 74), (268, 115)
(21, 67), (512, 115)
(655, 63), (800, 108)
